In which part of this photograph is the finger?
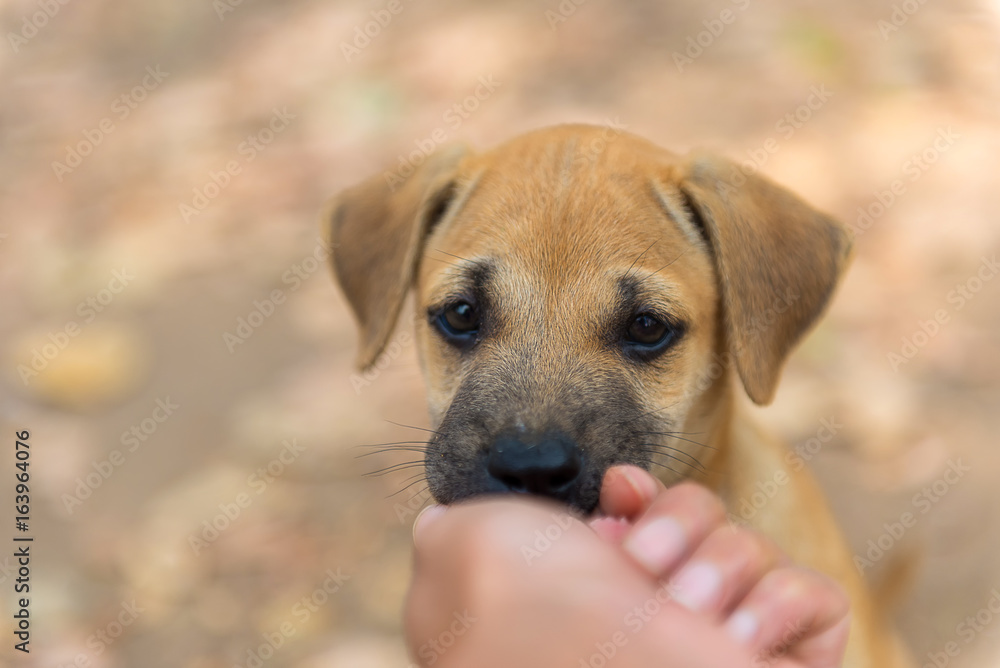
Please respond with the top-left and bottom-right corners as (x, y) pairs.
(407, 496), (653, 665)
(413, 504), (447, 547)
(622, 481), (726, 577)
(598, 465), (664, 520)
(724, 566), (851, 668)
(406, 498), (585, 658)
(588, 515), (632, 543)
(411, 498), (580, 569)
(666, 525), (783, 616)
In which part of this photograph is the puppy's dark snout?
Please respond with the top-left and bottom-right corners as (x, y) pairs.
(487, 432), (582, 500)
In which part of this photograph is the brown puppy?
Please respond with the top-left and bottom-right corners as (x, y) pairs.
(325, 125), (912, 668)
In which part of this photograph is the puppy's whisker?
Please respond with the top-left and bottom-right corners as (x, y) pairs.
(640, 443), (706, 471)
(637, 443), (706, 472)
(365, 465), (426, 479)
(355, 447), (429, 459)
(623, 239), (660, 281)
(637, 248), (688, 284)
(425, 256), (464, 266)
(384, 420), (441, 436)
(396, 471), (428, 485)
(640, 431), (716, 451)
(354, 440), (431, 448)
(642, 459), (684, 479)
(430, 249), (488, 272)
(432, 259), (474, 281)
(636, 448), (702, 474)
(353, 440), (429, 455)
(398, 484), (433, 508)
(638, 429), (704, 436)
(387, 476), (430, 498)
(635, 402), (679, 420)
(363, 460), (426, 477)
(641, 447), (727, 480)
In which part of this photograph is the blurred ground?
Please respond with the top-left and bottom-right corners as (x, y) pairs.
(1, 0), (999, 666)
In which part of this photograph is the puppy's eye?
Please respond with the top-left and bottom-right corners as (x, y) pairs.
(434, 301), (480, 346)
(443, 302), (479, 332)
(623, 313), (681, 361)
(628, 313), (668, 345)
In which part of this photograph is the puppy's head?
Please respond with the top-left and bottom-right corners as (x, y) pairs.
(326, 125), (851, 513)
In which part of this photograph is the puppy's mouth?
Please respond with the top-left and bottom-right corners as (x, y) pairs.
(419, 361), (663, 514)
(423, 424), (655, 515)
(485, 431), (582, 498)
(424, 440), (604, 514)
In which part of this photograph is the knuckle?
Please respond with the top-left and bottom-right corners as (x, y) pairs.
(669, 481), (726, 523)
(728, 527), (775, 566)
(766, 567), (812, 603)
(454, 506), (526, 561)
(700, 527), (778, 583)
(813, 571), (850, 613)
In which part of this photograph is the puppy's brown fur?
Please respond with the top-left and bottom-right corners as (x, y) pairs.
(325, 125), (912, 667)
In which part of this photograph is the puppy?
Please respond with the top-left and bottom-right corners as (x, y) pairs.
(325, 124), (912, 667)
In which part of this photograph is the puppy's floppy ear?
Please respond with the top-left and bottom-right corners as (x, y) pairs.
(323, 144), (469, 369)
(677, 153), (853, 405)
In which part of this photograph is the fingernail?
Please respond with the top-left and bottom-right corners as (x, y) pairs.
(620, 467), (659, 505)
(623, 517), (686, 574)
(725, 609), (758, 645)
(589, 516), (631, 543)
(413, 504), (446, 545)
(671, 562), (722, 612)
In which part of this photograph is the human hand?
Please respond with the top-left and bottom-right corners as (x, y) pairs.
(592, 465), (851, 667)
(404, 469), (849, 668)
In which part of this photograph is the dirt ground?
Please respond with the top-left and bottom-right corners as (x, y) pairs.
(1, 0), (999, 666)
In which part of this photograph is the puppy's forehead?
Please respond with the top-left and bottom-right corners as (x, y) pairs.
(422, 126), (712, 299)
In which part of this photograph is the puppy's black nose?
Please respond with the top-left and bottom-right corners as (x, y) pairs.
(487, 433), (582, 500)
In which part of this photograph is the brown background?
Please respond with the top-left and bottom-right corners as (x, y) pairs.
(1, 0), (999, 666)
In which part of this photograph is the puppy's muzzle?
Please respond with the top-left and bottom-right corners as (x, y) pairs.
(486, 431), (583, 502)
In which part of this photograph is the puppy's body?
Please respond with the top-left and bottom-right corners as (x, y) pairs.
(327, 125), (912, 667)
